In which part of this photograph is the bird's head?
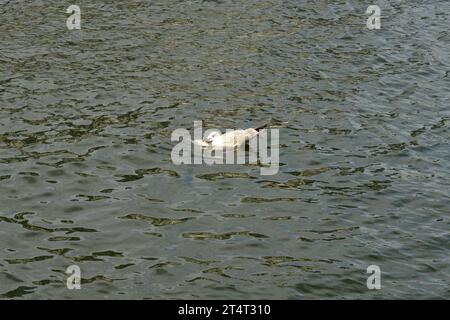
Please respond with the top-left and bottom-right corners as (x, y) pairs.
(205, 131), (221, 143)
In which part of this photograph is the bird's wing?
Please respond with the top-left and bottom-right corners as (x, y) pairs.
(244, 128), (259, 140)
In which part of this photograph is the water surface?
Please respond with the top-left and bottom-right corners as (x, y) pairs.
(0, 0), (449, 299)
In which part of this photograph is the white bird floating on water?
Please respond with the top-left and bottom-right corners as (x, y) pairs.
(194, 124), (268, 148)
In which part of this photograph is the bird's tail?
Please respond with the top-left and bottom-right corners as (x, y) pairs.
(254, 123), (269, 132)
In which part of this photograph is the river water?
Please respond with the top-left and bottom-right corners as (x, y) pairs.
(0, 0), (449, 299)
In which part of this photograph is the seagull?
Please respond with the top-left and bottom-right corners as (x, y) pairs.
(194, 124), (268, 148)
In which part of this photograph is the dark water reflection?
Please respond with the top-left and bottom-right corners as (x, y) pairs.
(0, 0), (449, 299)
